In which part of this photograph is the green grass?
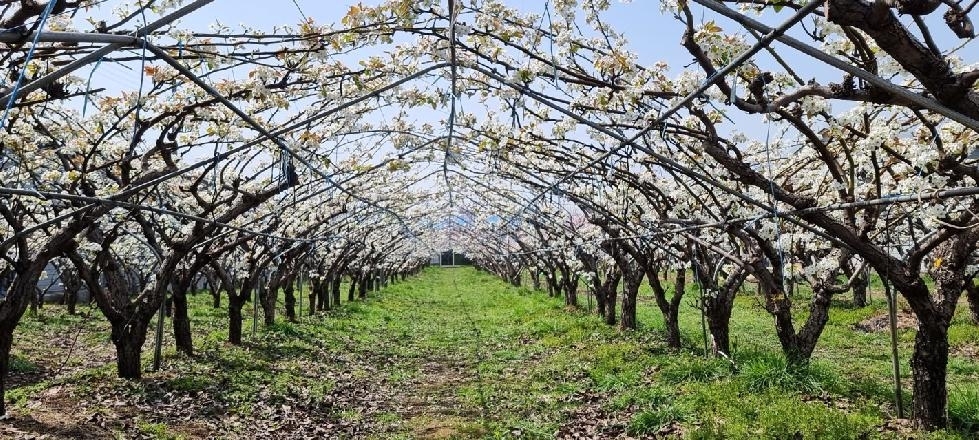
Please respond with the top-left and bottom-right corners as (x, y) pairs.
(5, 267), (979, 439)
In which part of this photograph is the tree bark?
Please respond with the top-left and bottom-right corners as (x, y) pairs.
(910, 323), (949, 430)
(283, 278), (296, 322)
(358, 275), (369, 299)
(317, 276), (331, 311)
(331, 276), (342, 307)
(695, 258), (747, 357)
(208, 273), (222, 308)
(110, 317), (150, 379)
(0, 322), (14, 416)
(620, 272), (641, 330)
(706, 303), (733, 356)
(260, 279), (275, 326)
(565, 283), (578, 307)
(595, 286), (607, 318)
(61, 268), (82, 315)
(604, 283), (618, 326)
(650, 269), (685, 348)
(852, 274), (869, 308)
(621, 289), (637, 330)
(308, 286), (318, 316)
(966, 280), (979, 325)
(29, 287), (40, 316)
(229, 294), (245, 345)
(172, 290), (193, 356)
(793, 290), (833, 363)
(845, 260), (869, 307)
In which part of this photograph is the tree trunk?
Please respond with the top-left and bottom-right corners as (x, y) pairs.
(111, 317), (150, 379)
(605, 285), (618, 326)
(208, 274), (222, 308)
(172, 290), (193, 356)
(966, 281), (979, 325)
(29, 288), (40, 316)
(331, 276), (342, 307)
(903, 250), (968, 430)
(705, 305), (732, 356)
(700, 267), (747, 357)
(509, 270), (522, 287)
(308, 286), (318, 316)
(565, 283), (578, 307)
(620, 271), (641, 330)
(595, 286), (607, 318)
(0, 322), (14, 416)
(910, 323), (949, 430)
(770, 293), (802, 363)
(260, 281), (275, 326)
(358, 275), (369, 299)
(0, 277), (37, 417)
(595, 271), (619, 321)
(318, 277), (331, 311)
(229, 295), (246, 345)
(348, 276), (357, 302)
(650, 269), (685, 348)
(284, 278), (296, 322)
(62, 270), (81, 315)
(791, 290), (834, 363)
(66, 289), (78, 315)
(851, 266), (869, 308)
(621, 290), (637, 330)
(664, 309), (681, 348)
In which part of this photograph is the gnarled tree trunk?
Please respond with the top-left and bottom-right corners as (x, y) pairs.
(331, 276), (342, 307)
(110, 314), (151, 379)
(649, 268), (685, 348)
(620, 270), (642, 330)
(172, 289), (193, 355)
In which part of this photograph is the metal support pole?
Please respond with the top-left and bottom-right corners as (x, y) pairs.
(883, 278), (905, 418)
(0, 31), (140, 44)
(297, 271), (303, 318)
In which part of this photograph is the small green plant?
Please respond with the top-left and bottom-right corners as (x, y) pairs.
(164, 375), (211, 393)
(136, 421), (180, 439)
(9, 354), (38, 373)
(627, 403), (689, 436)
(737, 352), (844, 395)
(948, 387), (979, 434)
(659, 354), (731, 384)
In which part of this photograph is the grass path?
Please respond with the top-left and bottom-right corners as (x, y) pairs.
(314, 267), (595, 438)
(2, 267), (978, 439)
